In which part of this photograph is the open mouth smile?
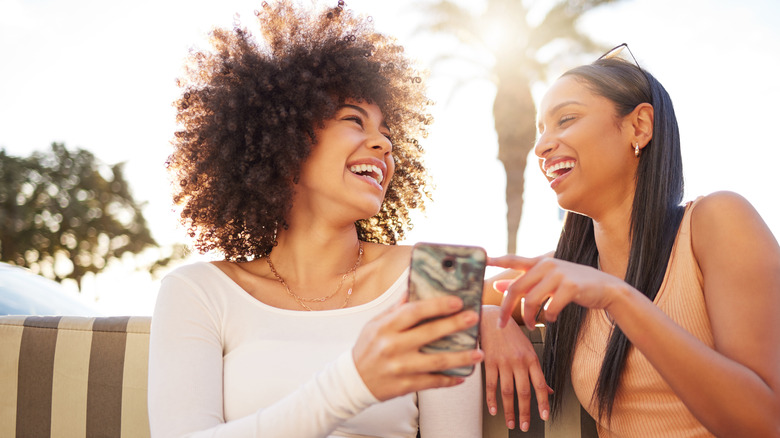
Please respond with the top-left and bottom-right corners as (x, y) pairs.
(349, 163), (384, 186)
(545, 160), (576, 179)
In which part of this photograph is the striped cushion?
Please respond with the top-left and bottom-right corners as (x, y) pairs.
(482, 327), (598, 438)
(0, 316), (151, 438)
(1, 315), (596, 437)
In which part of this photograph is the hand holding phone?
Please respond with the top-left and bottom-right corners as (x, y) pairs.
(408, 242), (487, 376)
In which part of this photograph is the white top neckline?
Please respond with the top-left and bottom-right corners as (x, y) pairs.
(202, 262), (410, 316)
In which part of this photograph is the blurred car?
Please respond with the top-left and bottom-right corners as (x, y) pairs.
(0, 263), (102, 316)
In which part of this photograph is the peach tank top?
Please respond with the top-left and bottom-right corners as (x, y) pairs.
(571, 199), (716, 437)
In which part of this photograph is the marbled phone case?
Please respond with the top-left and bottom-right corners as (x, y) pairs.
(408, 242), (487, 376)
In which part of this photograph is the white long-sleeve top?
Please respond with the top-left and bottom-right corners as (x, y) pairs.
(148, 262), (482, 437)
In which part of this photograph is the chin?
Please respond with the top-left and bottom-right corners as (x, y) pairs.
(354, 201), (384, 221)
(555, 193), (587, 218)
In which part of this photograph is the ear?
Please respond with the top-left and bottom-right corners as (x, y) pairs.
(628, 103), (654, 151)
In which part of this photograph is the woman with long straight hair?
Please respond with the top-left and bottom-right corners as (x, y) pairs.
(486, 48), (780, 436)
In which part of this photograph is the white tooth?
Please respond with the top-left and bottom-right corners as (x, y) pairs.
(546, 161), (576, 178)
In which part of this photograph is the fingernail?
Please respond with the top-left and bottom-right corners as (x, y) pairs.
(463, 311), (478, 324)
(507, 421), (515, 430)
(449, 297), (463, 309)
(489, 406), (497, 416)
(542, 409), (549, 421)
(521, 421), (529, 432)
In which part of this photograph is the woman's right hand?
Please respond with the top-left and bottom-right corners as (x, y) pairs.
(481, 305), (551, 432)
(352, 295), (484, 401)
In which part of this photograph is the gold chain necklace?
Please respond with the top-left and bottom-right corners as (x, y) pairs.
(265, 241), (363, 311)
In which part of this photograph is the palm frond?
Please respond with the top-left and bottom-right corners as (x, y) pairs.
(528, 0), (617, 52)
(414, 0), (486, 49)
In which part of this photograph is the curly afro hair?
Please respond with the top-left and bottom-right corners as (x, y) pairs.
(167, 1), (433, 260)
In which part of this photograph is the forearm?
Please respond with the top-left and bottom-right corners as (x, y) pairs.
(150, 350), (377, 437)
(608, 285), (780, 436)
(254, 351), (379, 436)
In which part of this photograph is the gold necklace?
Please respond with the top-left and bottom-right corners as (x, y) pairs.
(265, 241), (363, 311)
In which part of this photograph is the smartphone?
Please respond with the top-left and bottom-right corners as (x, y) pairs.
(407, 242), (487, 376)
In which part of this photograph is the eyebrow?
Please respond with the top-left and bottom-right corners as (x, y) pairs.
(547, 100), (585, 116)
(339, 104), (391, 132)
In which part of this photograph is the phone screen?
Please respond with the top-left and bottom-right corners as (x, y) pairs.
(408, 242), (486, 376)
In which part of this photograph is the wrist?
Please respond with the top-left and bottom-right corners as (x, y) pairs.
(604, 281), (645, 322)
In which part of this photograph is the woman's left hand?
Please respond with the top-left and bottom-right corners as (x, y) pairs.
(489, 255), (626, 329)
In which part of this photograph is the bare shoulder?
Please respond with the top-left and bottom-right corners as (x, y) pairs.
(691, 191), (779, 269)
(692, 191), (756, 219)
(355, 243), (412, 302)
(363, 242), (412, 264)
(691, 191), (769, 238)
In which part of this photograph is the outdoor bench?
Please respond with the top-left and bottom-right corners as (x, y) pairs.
(0, 315), (596, 437)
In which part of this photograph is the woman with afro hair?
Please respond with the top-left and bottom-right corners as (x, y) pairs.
(147, 1), (486, 437)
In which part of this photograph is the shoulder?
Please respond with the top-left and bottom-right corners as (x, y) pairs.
(363, 242), (412, 270)
(162, 261), (220, 284)
(690, 191), (778, 266)
(157, 261), (233, 303)
(690, 191), (764, 240)
(358, 243), (412, 300)
(691, 191), (754, 217)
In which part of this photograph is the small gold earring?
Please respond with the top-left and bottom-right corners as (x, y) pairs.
(634, 142), (640, 157)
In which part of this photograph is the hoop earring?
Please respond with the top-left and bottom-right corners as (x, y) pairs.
(634, 142), (640, 157)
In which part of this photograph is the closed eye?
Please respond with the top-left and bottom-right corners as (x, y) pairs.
(343, 115), (364, 127)
(558, 115), (575, 126)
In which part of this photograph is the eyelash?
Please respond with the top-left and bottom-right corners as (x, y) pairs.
(344, 115), (363, 126)
(558, 115), (575, 126)
(344, 115), (393, 141)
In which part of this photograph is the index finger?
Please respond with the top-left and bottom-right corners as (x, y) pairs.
(488, 255), (538, 271)
(491, 275), (528, 329)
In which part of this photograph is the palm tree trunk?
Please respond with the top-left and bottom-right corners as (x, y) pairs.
(493, 70), (536, 254)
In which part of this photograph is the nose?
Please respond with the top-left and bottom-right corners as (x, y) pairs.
(368, 129), (392, 155)
(534, 132), (556, 158)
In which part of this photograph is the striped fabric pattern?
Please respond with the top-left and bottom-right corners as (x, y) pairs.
(0, 316), (151, 438)
(482, 327), (598, 438)
(1, 315), (595, 438)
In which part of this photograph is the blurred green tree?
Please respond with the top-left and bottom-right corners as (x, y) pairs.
(0, 143), (161, 288)
(419, 0), (617, 253)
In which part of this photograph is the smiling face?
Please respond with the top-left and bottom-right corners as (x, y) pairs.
(293, 99), (395, 222)
(534, 76), (640, 218)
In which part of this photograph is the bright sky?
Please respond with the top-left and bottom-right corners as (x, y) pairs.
(1, 0), (778, 315)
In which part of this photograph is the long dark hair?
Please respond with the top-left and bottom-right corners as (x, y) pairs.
(542, 58), (685, 422)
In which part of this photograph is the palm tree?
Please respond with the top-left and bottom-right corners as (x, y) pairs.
(419, 0), (618, 253)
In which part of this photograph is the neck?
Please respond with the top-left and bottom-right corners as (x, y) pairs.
(592, 194), (634, 278)
(268, 222), (362, 294)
